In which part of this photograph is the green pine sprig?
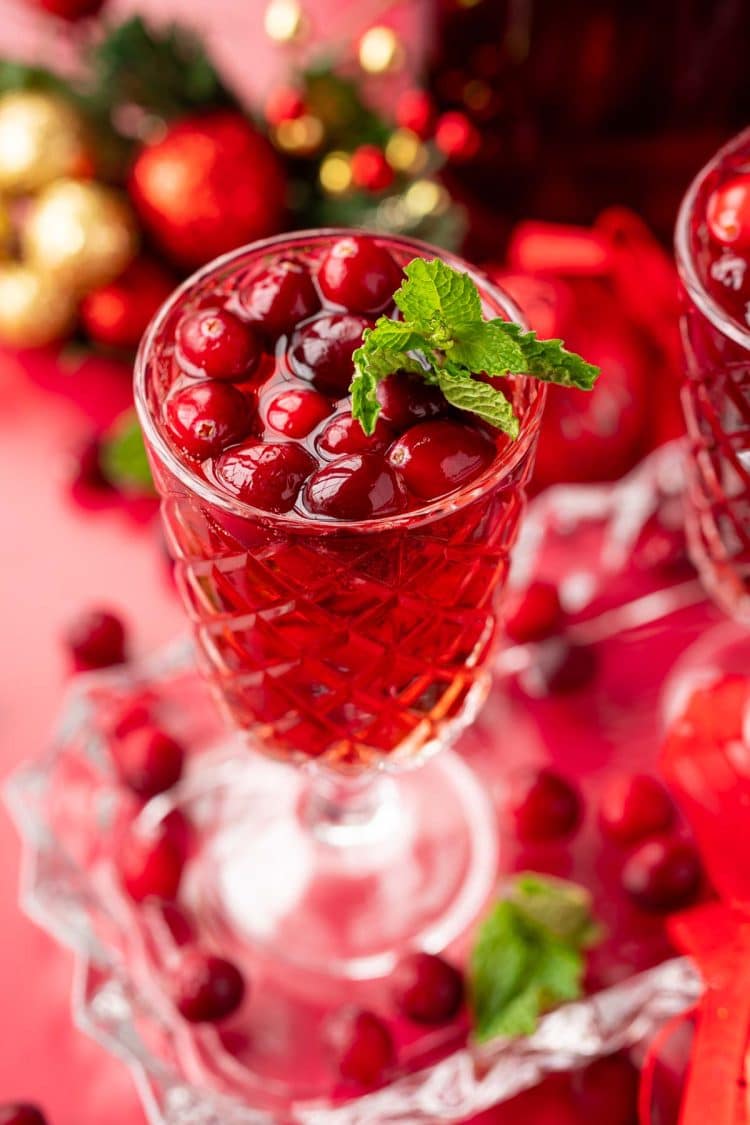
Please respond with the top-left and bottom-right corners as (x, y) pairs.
(351, 257), (600, 437)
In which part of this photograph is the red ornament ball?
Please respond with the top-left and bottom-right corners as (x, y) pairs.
(81, 258), (175, 350)
(33, 0), (105, 18)
(129, 112), (286, 269)
(350, 145), (394, 193)
(434, 111), (481, 161)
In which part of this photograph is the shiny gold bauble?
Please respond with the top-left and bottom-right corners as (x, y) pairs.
(22, 179), (138, 294)
(0, 263), (78, 347)
(0, 91), (90, 195)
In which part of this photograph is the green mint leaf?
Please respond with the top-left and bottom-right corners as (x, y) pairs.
(101, 410), (154, 495)
(469, 873), (602, 1043)
(495, 322), (599, 390)
(394, 257), (482, 337)
(448, 318), (526, 374)
(437, 364), (519, 438)
(351, 326), (426, 435)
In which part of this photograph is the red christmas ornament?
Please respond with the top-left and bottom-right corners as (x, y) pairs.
(395, 88), (435, 139)
(434, 111), (480, 161)
(81, 258), (175, 350)
(32, 0), (105, 19)
(129, 112), (286, 269)
(264, 86), (306, 127)
(350, 145), (394, 193)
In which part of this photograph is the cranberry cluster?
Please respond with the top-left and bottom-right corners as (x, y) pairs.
(158, 235), (504, 521)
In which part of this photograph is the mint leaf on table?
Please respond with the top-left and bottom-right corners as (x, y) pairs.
(351, 257), (600, 436)
(100, 410), (154, 496)
(469, 873), (602, 1043)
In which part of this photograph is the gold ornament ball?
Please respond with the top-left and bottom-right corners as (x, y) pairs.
(22, 179), (139, 294)
(0, 263), (78, 347)
(0, 91), (90, 195)
(0, 200), (12, 259)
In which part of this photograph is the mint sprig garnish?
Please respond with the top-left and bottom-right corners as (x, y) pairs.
(469, 873), (603, 1043)
(101, 409), (154, 496)
(351, 258), (600, 436)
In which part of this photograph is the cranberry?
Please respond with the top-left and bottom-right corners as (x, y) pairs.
(215, 440), (315, 513)
(113, 725), (185, 800)
(388, 419), (495, 500)
(290, 313), (371, 395)
(72, 435), (110, 493)
(120, 825), (184, 903)
(316, 411), (395, 457)
(170, 948), (246, 1023)
(622, 836), (702, 913)
(599, 773), (675, 847)
(681, 674), (750, 743)
(327, 1008), (395, 1086)
(504, 581), (564, 644)
(706, 174), (750, 249)
(520, 639), (598, 696)
(511, 767), (582, 843)
(392, 952), (464, 1023)
(65, 608), (127, 671)
(161, 807), (193, 861)
(376, 371), (445, 429)
(176, 307), (261, 382)
(0, 1108), (47, 1125)
(304, 453), (407, 520)
(317, 236), (402, 315)
(110, 701), (152, 738)
(164, 381), (251, 460)
(262, 386), (332, 438)
(238, 258), (319, 337)
(570, 1052), (639, 1125)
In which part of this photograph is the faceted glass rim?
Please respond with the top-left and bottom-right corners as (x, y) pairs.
(134, 228), (547, 535)
(674, 125), (750, 353)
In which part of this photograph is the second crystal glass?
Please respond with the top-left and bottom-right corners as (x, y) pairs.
(135, 230), (545, 977)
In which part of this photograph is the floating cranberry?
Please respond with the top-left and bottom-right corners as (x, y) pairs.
(327, 1008), (395, 1086)
(350, 145), (394, 193)
(120, 825), (184, 903)
(290, 313), (371, 395)
(316, 411), (395, 457)
(215, 440), (315, 513)
(504, 580), (563, 645)
(622, 836), (702, 913)
(238, 258), (319, 337)
(113, 725), (185, 800)
(376, 371), (445, 429)
(511, 767), (582, 843)
(521, 639), (598, 696)
(706, 174), (750, 249)
(317, 236), (402, 315)
(392, 952), (464, 1024)
(65, 608), (127, 671)
(263, 386), (332, 438)
(570, 1052), (640, 1125)
(599, 774), (675, 847)
(0, 1107), (47, 1125)
(170, 948), (246, 1023)
(304, 453), (407, 520)
(387, 419), (495, 500)
(164, 381), (251, 460)
(176, 307), (261, 382)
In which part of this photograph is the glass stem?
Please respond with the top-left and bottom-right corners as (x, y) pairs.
(301, 768), (397, 847)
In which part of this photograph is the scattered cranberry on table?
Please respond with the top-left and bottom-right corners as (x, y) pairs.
(0, 1106), (48, 1125)
(511, 767), (583, 843)
(317, 235), (402, 315)
(64, 608), (127, 671)
(599, 774), (675, 847)
(504, 580), (564, 645)
(238, 258), (320, 337)
(164, 381), (252, 460)
(176, 307), (261, 382)
(112, 725), (185, 800)
(327, 1007), (395, 1087)
(170, 948), (246, 1023)
(119, 823), (184, 903)
(520, 639), (598, 696)
(392, 951), (464, 1024)
(621, 836), (702, 913)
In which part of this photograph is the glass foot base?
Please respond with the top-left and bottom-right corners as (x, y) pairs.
(182, 743), (499, 979)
